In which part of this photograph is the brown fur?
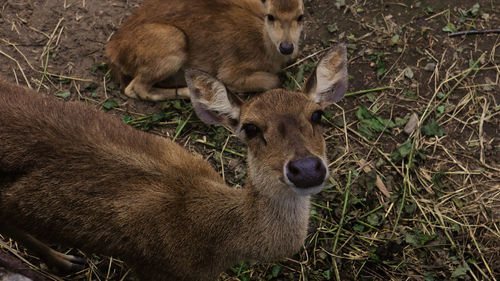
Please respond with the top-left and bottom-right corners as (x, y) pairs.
(105, 0), (304, 101)
(0, 46), (348, 281)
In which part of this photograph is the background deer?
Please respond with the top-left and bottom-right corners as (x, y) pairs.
(106, 0), (305, 101)
(0, 46), (347, 281)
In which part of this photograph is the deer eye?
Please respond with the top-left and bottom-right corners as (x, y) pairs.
(311, 110), (323, 124)
(297, 15), (304, 22)
(242, 123), (261, 139)
(267, 14), (275, 22)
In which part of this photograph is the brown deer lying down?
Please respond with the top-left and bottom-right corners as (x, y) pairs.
(106, 0), (304, 101)
(0, 46), (347, 281)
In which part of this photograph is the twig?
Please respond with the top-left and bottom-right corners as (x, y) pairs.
(345, 86), (393, 97)
(333, 170), (352, 281)
(172, 111), (193, 142)
(449, 29), (500, 37)
(195, 139), (244, 158)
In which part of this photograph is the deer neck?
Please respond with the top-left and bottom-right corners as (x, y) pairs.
(238, 178), (312, 260)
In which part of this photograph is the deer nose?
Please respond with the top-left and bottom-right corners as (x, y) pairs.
(279, 43), (294, 55)
(285, 156), (326, 188)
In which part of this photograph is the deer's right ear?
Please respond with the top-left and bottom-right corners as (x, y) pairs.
(185, 69), (241, 130)
(303, 45), (348, 108)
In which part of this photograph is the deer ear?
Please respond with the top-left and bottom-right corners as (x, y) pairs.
(185, 69), (241, 130)
(303, 45), (348, 108)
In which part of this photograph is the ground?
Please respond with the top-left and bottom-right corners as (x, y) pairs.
(0, 0), (499, 280)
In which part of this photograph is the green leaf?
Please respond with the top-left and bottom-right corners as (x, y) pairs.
(442, 22), (457, 33)
(353, 224), (365, 232)
(395, 116), (409, 127)
(367, 213), (382, 226)
(404, 200), (416, 214)
(327, 23), (338, 33)
(405, 233), (419, 246)
(364, 170), (377, 191)
(422, 121), (446, 137)
(356, 106), (395, 139)
(55, 91), (71, 99)
(370, 53), (387, 78)
(432, 170), (447, 189)
(390, 34), (400, 46)
(424, 272), (437, 281)
(452, 263), (471, 277)
(322, 269), (331, 280)
(404, 90), (417, 100)
(470, 3), (480, 16)
(436, 105), (445, 117)
(85, 82), (99, 91)
(405, 232), (437, 246)
(103, 99), (119, 111)
(271, 265), (280, 277)
(391, 141), (413, 162)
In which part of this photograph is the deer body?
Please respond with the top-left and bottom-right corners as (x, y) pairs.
(0, 46), (348, 281)
(106, 0), (304, 101)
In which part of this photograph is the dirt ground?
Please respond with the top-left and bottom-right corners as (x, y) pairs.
(1, 0), (499, 280)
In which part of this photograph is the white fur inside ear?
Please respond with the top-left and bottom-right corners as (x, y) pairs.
(308, 46), (348, 105)
(198, 79), (240, 120)
(311, 60), (336, 103)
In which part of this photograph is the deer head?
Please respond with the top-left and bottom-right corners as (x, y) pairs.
(261, 0), (304, 57)
(185, 45), (348, 198)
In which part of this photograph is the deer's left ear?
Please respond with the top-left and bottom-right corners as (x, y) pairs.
(185, 69), (241, 130)
(303, 45), (348, 108)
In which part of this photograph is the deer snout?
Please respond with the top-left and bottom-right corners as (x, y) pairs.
(278, 42), (294, 55)
(285, 156), (327, 190)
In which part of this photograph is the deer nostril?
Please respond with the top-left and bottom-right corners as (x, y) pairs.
(288, 162), (300, 175)
(279, 43), (294, 55)
(285, 156), (326, 188)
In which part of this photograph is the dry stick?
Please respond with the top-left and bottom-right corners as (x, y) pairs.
(0, 49), (32, 88)
(0, 240), (63, 281)
(11, 68), (19, 84)
(478, 97), (488, 165)
(283, 46), (333, 70)
(468, 223), (497, 281)
(345, 86), (393, 97)
(381, 32), (408, 81)
(172, 111), (193, 142)
(346, 125), (405, 179)
(195, 139), (244, 158)
(219, 135), (232, 182)
(1, 39), (36, 71)
(449, 29), (500, 37)
(2, 40), (92, 82)
(37, 18), (64, 92)
(332, 170), (351, 281)
(327, 103), (350, 168)
(420, 53), (485, 125)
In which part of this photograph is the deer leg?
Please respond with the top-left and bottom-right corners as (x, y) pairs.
(0, 225), (85, 272)
(127, 84), (191, 101)
(221, 70), (281, 93)
(122, 24), (188, 101)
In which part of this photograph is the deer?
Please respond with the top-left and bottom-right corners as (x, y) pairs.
(105, 0), (305, 101)
(0, 45), (347, 281)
